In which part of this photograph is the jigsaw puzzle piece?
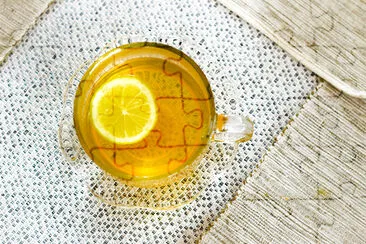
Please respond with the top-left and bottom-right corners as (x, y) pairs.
(113, 130), (187, 178)
(154, 99), (185, 146)
(162, 53), (212, 100)
(155, 99), (203, 146)
(89, 137), (147, 162)
(134, 68), (182, 98)
(182, 100), (212, 145)
(162, 55), (198, 99)
(167, 152), (187, 175)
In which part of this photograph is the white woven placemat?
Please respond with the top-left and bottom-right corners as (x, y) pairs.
(0, 0), (317, 242)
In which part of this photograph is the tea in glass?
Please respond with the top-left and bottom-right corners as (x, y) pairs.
(74, 43), (216, 181)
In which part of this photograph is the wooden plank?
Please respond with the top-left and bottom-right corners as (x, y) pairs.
(217, 0), (366, 98)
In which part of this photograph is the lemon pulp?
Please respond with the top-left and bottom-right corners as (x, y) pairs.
(90, 77), (157, 144)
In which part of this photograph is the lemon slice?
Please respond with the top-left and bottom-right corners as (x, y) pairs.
(91, 77), (157, 144)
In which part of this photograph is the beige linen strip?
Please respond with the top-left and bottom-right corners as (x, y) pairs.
(217, 0), (366, 98)
(202, 81), (366, 243)
(0, 0), (53, 64)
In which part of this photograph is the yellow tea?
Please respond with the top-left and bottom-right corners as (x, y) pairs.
(74, 43), (215, 181)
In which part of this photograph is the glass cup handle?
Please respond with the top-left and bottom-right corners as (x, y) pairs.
(213, 114), (254, 143)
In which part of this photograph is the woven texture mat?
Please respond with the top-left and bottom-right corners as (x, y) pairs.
(0, 0), (317, 242)
(203, 82), (366, 243)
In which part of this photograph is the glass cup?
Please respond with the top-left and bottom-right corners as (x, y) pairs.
(59, 36), (253, 209)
